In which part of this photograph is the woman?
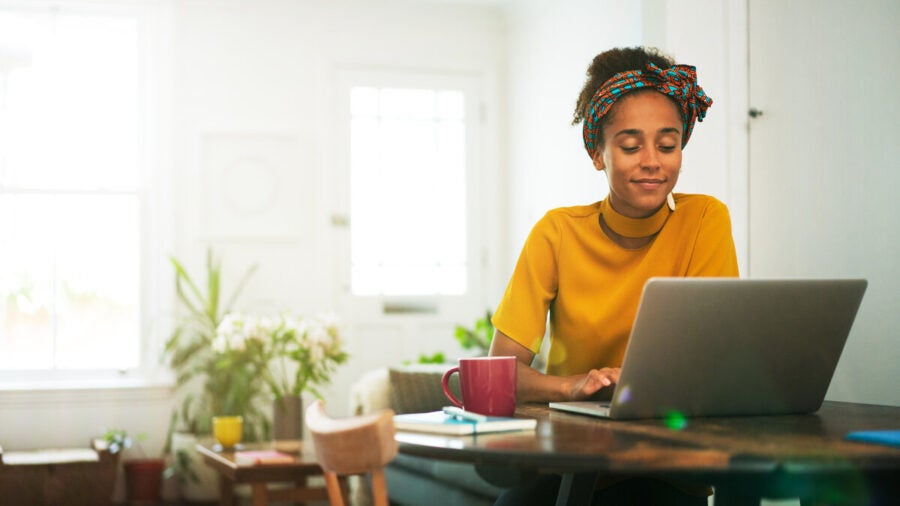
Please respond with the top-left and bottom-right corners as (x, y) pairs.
(490, 46), (738, 505)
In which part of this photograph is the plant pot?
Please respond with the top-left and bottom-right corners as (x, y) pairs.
(123, 458), (165, 505)
(273, 395), (303, 453)
(169, 431), (219, 502)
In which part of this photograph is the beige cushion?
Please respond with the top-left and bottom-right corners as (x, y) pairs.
(388, 364), (460, 415)
(1, 448), (98, 465)
(349, 368), (391, 415)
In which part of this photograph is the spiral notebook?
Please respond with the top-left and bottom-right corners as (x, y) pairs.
(394, 410), (537, 435)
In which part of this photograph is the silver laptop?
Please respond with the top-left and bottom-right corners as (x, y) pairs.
(549, 278), (867, 420)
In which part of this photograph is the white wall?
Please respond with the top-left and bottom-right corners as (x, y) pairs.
(641, 0), (749, 273)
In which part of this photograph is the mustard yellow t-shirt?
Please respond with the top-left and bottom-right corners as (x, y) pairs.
(492, 193), (739, 376)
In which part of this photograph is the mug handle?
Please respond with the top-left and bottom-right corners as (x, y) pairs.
(441, 367), (463, 408)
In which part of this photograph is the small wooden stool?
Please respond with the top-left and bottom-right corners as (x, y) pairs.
(305, 399), (397, 506)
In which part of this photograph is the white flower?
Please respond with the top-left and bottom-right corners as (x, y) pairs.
(282, 314), (301, 333)
(246, 317), (272, 342)
(218, 313), (242, 332)
(306, 321), (329, 346)
(295, 318), (312, 339)
(220, 310), (347, 398)
(318, 311), (339, 331)
(212, 332), (229, 353)
(216, 313), (253, 352)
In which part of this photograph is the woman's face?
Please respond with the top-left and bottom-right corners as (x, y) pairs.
(592, 91), (683, 218)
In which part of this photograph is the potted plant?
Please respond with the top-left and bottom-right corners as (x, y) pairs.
(406, 310), (494, 365)
(103, 429), (165, 505)
(163, 249), (269, 500)
(260, 312), (349, 403)
(165, 249), (267, 438)
(215, 312), (349, 449)
(454, 309), (494, 356)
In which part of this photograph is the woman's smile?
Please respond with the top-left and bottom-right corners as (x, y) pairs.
(632, 178), (666, 190)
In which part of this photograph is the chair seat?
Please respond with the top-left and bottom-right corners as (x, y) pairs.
(305, 399), (397, 506)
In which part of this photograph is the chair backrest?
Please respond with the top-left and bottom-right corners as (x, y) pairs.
(305, 399), (397, 506)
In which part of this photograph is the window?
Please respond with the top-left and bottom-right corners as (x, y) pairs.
(349, 86), (469, 296)
(334, 69), (491, 320)
(0, 3), (166, 379)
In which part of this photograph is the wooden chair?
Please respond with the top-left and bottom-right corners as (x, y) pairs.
(305, 399), (397, 506)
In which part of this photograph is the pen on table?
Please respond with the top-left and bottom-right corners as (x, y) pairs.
(442, 406), (488, 422)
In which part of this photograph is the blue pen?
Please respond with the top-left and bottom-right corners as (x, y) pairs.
(442, 406), (488, 423)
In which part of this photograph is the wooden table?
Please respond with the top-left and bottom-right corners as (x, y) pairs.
(195, 441), (331, 506)
(395, 401), (900, 505)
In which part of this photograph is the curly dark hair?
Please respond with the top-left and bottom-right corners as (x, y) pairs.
(571, 47), (676, 143)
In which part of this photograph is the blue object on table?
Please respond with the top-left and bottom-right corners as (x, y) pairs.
(442, 406), (489, 423)
(845, 430), (900, 448)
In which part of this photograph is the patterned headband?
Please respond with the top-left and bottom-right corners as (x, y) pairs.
(582, 62), (713, 158)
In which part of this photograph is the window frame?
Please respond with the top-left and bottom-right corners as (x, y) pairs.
(332, 68), (492, 322)
(0, 0), (173, 390)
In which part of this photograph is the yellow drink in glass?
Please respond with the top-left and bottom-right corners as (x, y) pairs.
(212, 416), (243, 450)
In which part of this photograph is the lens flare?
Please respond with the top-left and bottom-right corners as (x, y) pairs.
(664, 410), (687, 430)
(617, 385), (632, 404)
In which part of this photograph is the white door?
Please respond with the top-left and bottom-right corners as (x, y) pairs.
(748, 0), (900, 404)
(321, 68), (499, 414)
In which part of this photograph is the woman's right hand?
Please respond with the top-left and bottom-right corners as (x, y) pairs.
(566, 367), (621, 401)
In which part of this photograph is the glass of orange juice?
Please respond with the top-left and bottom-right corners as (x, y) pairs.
(212, 416), (243, 450)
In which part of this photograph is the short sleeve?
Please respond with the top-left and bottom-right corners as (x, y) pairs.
(492, 213), (561, 354)
(685, 199), (740, 277)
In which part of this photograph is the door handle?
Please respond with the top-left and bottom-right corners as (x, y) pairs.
(330, 214), (350, 228)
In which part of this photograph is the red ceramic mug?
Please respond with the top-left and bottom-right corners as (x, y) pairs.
(441, 356), (517, 417)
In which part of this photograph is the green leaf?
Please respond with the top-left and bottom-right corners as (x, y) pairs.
(222, 263), (259, 317)
(205, 250), (221, 324)
(417, 351), (446, 364)
(449, 310), (494, 356)
(170, 257), (205, 317)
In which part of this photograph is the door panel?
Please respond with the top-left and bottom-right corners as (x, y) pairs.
(748, 0), (900, 404)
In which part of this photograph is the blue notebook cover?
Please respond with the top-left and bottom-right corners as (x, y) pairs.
(845, 430), (900, 448)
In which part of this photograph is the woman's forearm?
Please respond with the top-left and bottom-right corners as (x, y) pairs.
(515, 362), (577, 402)
(489, 329), (575, 402)
(489, 328), (620, 403)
